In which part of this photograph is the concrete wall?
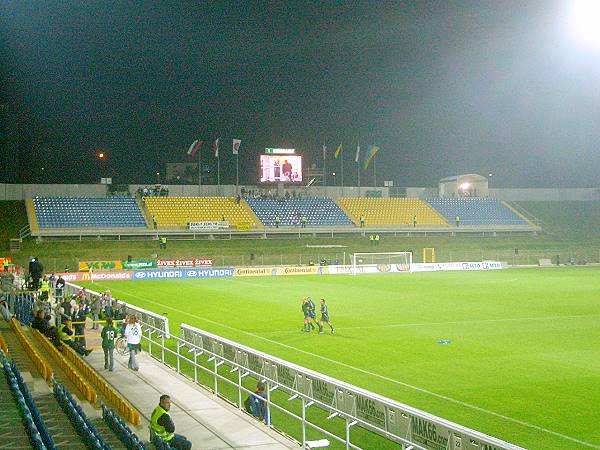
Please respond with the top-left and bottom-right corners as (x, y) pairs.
(0, 184), (108, 200)
(2, 183), (600, 201)
(489, 188), (600, 201)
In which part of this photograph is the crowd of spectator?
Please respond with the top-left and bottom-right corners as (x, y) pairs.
(137, 186), (169, 197)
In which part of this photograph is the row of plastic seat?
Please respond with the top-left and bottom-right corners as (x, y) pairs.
(54, 382), (110, 450)
(58, 329), (140, 425)
(10, 318), (53, 381)
(33, 197), (147, 228)
(102, 404), (147, 449)
(338, 198), (448, 225)
(246, 198), (353, 226)
(151, 432), (175, 450)
(31, 329), (96, 404)
(426, 198), (526, 225)
(2, 350), (55, 450)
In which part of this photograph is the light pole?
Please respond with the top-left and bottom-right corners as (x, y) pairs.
(156, 172), (161, 184)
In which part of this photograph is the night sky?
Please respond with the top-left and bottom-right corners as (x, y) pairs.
(2, 1), (600, 187)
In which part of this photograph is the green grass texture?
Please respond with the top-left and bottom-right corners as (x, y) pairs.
(83, 266), (600, 449)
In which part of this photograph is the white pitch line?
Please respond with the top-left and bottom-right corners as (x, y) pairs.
(335, 313), (600, 331)
(102, 284), (600, 449)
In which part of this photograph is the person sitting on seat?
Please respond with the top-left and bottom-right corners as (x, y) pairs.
(151, 394), (192, 450)
(58, 317), (92, 356)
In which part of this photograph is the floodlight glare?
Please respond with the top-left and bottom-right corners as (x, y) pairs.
(459, 182), (471, 190)
(571, 0), (600, 47)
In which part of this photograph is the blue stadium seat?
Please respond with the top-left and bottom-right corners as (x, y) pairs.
(426, 198), (527, 225)
(33, 196), (147, 228)
(246, 197), (353, 227)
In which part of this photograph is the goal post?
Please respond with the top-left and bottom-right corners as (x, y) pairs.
(351, 252), (412, 275)
(423, 247), (436, 263)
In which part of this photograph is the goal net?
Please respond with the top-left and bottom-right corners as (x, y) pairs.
(351, 252), (412, 275)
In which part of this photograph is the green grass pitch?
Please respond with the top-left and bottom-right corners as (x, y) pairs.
(83, 267), (600, 449)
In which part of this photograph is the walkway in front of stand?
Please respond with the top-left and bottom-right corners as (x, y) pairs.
(85, 349), (298, 450)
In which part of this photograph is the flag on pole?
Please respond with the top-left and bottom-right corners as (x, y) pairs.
(213, 138), (220, 157)
(355, 144), (360, 163)
(334, 143), (342, 159)
(322, 144), (327, 160)
(187, 140), (202, 158)
(232, 139), (241, 155)
(364, 145), (379, 170)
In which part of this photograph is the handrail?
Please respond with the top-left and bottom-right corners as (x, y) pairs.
(0, 331), (8, 354)
(59, 338), (140, 426)
(30, 328), (96, 403)
(9, 319), (53, 381)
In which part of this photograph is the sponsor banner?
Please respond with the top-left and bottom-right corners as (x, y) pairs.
(78, 260), (123, 271)
(122, 259), (156, 270)
(56, 271), (132, 282)
(132, 268), (234, 280)
(275, 266), (322, 276)
(156, 258), (213, 268)
(411, 261), (504, 273)
(189, 221), (229, 231)
(234, 267), (275, 277)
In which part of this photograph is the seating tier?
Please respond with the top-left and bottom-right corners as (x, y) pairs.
(246, 197), (353, 227)
(33, 197), (146, 228)
(144, 197), (258, 228)
(426, 198), (527, 225)
(337, 198), (448, 226)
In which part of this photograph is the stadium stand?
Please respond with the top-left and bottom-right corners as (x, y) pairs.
(246, 197), (353, 226)
(337, 197), (449, 226)
(32, 197), (147, 228)
(2, 350), (55, 450)
(54, 382), (111, 449)
(144, 196), (260, 228)
(426, 197), (527, 225)
(102, 404), (147, 450)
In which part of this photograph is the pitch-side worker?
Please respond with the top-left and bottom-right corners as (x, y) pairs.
(151, 394), (192, 450)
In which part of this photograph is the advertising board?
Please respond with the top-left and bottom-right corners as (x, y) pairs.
(78, 260), (123, 271)
(132, 268), (234, 280)
(156, 258), (213, 267)
(188, 221), (229, 231)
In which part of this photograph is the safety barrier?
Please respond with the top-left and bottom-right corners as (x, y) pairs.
(0, 330), (8, 353)
(30, 328), (96, 404)
(9, 319), (53, 381)
(59, 338), (140, 426)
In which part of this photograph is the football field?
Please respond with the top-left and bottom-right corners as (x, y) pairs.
(84, 267), (600, 449)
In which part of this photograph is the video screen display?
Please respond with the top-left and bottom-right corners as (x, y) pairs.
(260, 155), (303, 183)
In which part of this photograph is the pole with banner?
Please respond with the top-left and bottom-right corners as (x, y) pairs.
(187, 140), (202, 194)
(214, 138), (220, 185)
(233, 139), (241, 192)
(334, 143), (342, 188)
(322, 143), (327, 186)
(355, 143), (361, 194)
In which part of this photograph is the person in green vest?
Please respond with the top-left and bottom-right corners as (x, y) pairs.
(58, 318), (91, 356)
(2, 259), (9, 272)
(159, 236), (167, 249)
(375, 234), (380, 246)
(151, 394), (192, 450)
(369, 234), (374, 246)
(300, 214), (307, 228)
(101, 318), (117, 371)
(359, 215), (365, 228)
(39, 276), (51, 303)
(455, 215), (461, 227)
(274, 215), (281, 228)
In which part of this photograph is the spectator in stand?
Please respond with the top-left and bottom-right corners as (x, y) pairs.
(31, 310), (48, 334)
(73, 302), (88, 347)
(125, 315), (142, 371)
(58, 317), (92, 356)
(102, 290), (114, 318)
(151, 394), (192, 450)
(55, 274), (65, 300)
(245, 381), (269, 424)
(0, 297), (10, 321)
(29, 257), (43, 290)
(90, 295), (102, 330)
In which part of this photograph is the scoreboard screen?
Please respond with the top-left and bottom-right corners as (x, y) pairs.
(260, 155), (303, 183)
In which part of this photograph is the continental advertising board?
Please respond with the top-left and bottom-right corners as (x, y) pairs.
(180, 323), (524, 450)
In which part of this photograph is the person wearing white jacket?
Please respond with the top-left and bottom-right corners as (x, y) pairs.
(125, 315), (142, 371)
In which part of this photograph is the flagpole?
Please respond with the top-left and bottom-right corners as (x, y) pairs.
(217, 154), (220, 185)
(340, 149), (344, 191)
(198, 147), (202, 195)
(236, 153), (239, 193)
(322, 142), (326, 186)
(373, 156), (377, 187)
(357, 150), (361, 196)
